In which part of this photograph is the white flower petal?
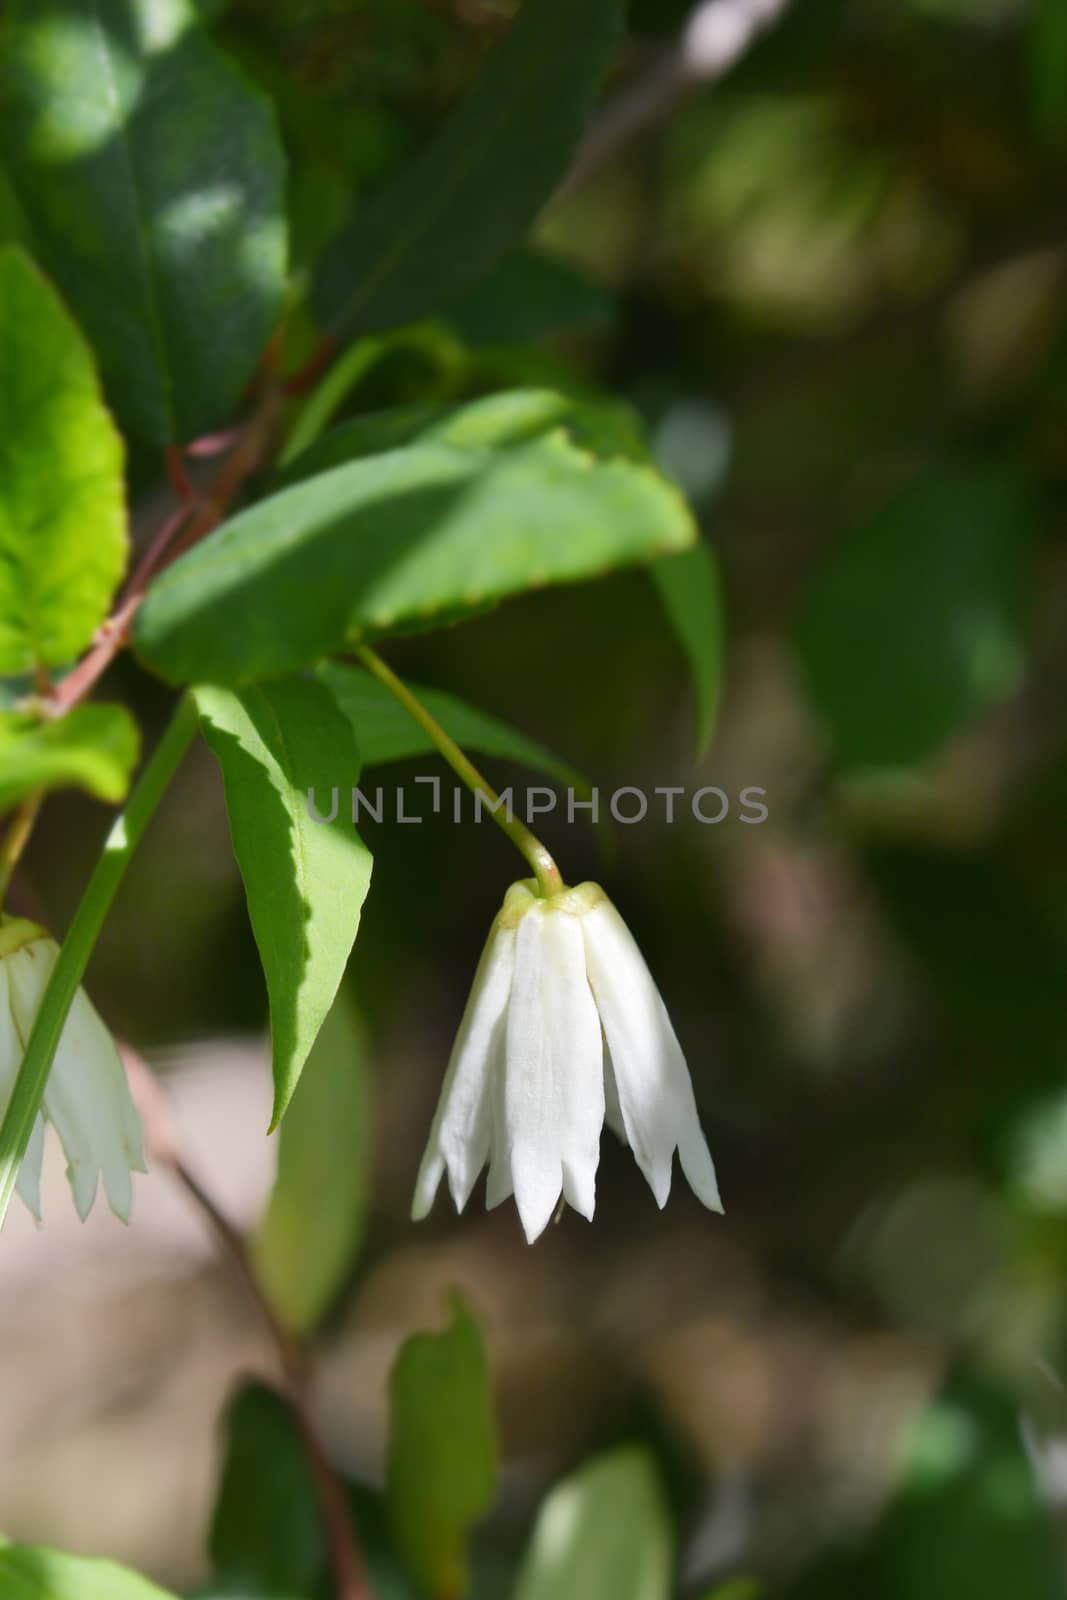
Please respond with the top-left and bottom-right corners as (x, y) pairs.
(505, 902), (604, 1241)
(16, 1114), (46, 1221)
(412, 917), (515, 1220)
(603, 1044), (627, 1142)
(583, 897), (722, 1215)
(7, 941), (145, 1223)
(485, 1035), (513, 1209)
(0, 959), (44, 1219)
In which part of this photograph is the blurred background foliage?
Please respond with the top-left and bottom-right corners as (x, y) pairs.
(4, 0), (1067, 1595)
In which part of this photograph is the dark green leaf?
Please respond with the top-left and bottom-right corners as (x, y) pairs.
(1029, 0), (1067, 146)
(314, 0), (622, 336)
(318, 661), (585, 788)
(387, 1293), (496, 1598)
(0, 167), (32, 248)
(195, 677), (373, 1127)
(0, 1544), (177, 1599)
(514, 1447), (673, 1600)
(874, 1371), (1063, 1600)
(209, 1381), (325, 1597)
(0, 705), (140, 810)
(439, 249), (614, 347)
(3, 0), (287, 446)
(280, 324), (467, 468)
(795, 469), (1035, 771)
(253, 987), (371, 1333)
(0, 248), (126, 674)
(650, 542), (724, 758)
(135, 427), (695, 686)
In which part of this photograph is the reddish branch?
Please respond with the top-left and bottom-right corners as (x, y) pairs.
(125, 1051), (374, 1600)
(50, 378), (287, 717)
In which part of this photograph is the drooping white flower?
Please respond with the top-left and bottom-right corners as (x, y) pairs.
(0, 917), (145, 1221)
(413, 881), (722, 1242)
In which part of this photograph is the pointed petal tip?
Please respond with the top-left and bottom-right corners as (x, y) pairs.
(412, 1150), (444, 1222)
(68, 1165), (98, 1222)
(512, 1168), (563, 1243)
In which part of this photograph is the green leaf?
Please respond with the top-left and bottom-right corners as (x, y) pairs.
(0, 1543), (177, 1599)
(873, 1371), (1063, 1600)
(387, 1292), (496, 1598)
(280, 323), (467, 468)
(314, 0), (622, 336)
(135, 425), (694, 686)
(252, 986), (370, 1334)
(209, 1380), (326, 1597)
(700, 1585), (763, 1600)
(439, 249), (614, 347)
(0, 166), (32, 249)
(0, 705), (140, 810)
(281, 388), (651, 485)
(318, 661), (585, 788)
(195, 676), (373, 1127)
(650, 542), (725, 758)
(3, 0), (287, 446)
(0, 248), (126, 674)
(514, 1447), (673, 1600)
(1030, 0), (1067, 146)
(795, 469), (1035, 772)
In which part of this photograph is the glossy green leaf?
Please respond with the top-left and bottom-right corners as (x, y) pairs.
(318, 662), (585, 788)
(795, 469), (1035, 771)
(135, 425), (695, 686)
(3, 0), (287, 446)
(514, 1447), (673, 1600)
(651, 541), (725, 758)
(387, 1293), (496, 1598)
(209, 1381), (326, 1597)
(195, 676), (373, 1127)
(314, 0), (622, 335)
(0, 705), (140, 810)
(253, 987), (370, 1333)
(0, 248), (126, 674)
(0, 1543), (177, 1599)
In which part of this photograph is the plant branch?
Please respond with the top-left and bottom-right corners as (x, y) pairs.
(0, 695), (199, 1227)
(354, 644), (565, 896)
(558, 0), (799, 198)
(126, 1054), (374, 1600)
(51, 383), (285, 718)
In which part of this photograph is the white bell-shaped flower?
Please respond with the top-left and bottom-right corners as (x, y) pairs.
(413, 881), (722, 1242)
(0, 917), (145, 1221)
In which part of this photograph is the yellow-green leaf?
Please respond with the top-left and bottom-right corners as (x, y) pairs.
(0, 248), (125, 673)
(0, 704), (139, 810)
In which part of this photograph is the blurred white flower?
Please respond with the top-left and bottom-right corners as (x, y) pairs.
(0, 917), (145, 1221)
(413, 881), (722, 1242)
